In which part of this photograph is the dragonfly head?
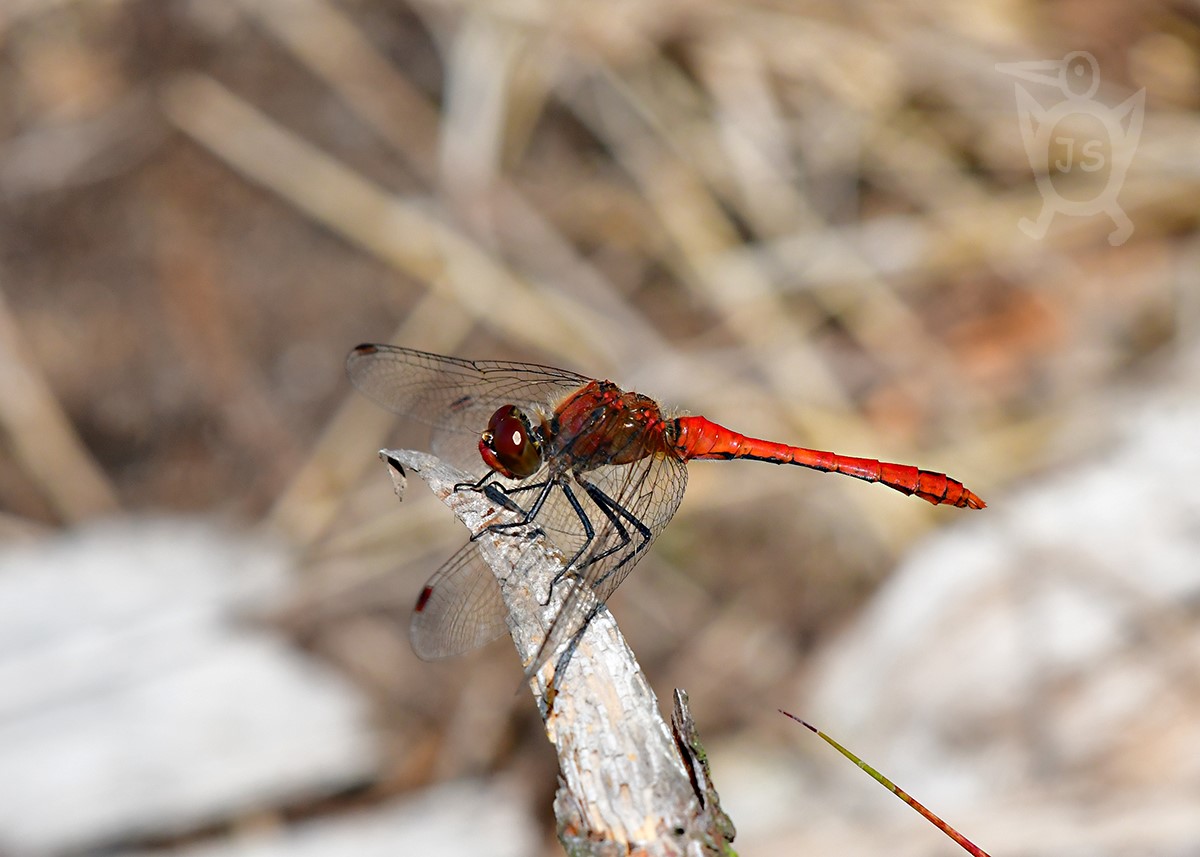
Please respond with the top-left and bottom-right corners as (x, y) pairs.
(480, 406), (543, 479)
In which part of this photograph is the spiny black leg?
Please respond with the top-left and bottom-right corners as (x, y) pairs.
(479, 476), (558, 520)
(578, 479), (653, 589)
(453, 470), (497, 494)
(503, 478), (554, 499)
(576, 485), (631, 567)
(482, 482), (529, 516)
(464, 478), (550, 544)
(553, 481), (596, 586)
(483, 477), (558, 539)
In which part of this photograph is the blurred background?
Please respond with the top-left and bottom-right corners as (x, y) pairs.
(2, 0), (1199, 854)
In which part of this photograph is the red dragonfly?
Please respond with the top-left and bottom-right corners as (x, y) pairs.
(348, 344), (984, 672)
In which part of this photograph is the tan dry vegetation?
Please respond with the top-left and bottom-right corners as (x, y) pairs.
(1, 0), (1197, 853)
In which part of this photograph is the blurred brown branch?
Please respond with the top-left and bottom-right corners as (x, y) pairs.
(0, 285), (119, 522)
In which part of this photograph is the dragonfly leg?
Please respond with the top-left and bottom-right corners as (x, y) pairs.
(492, 476), (558, 506)
(501, 479), (597, 607)
(477, 477), (557, 542)
(480, 481), (538, 517)
(575, 478), (653, 590)
(459, 472), (546, 531)
(452, 470), (497, 494)
(553, 481), (596, 584)
(456, 472), (557, 528)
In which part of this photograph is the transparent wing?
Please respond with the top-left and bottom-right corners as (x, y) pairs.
(347, 344), (590, 472)
(407, 445), (688, 668)
(410, 541), (511, 660)
(347, 344), (588, 428)
(580, 452), (689, 602)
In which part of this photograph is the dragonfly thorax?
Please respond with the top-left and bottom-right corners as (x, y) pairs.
(479, 405), (545, 479)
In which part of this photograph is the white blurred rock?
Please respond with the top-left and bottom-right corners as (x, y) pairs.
(0, 519), (377, 855)
(121, 779), (539, 857)
(800, 386), (1200, 853)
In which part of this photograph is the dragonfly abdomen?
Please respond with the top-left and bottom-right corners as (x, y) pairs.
(671, 416), (984, 509)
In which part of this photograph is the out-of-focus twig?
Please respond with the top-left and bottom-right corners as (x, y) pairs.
(0, 89), (165, 199)
(0, 284), (120, 522)
(238, 0), (679, 373)
(266, 296), (474, 546)
(158, 72), (596, 362)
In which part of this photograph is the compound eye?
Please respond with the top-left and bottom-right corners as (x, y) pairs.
(480, 406), (541, 478)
